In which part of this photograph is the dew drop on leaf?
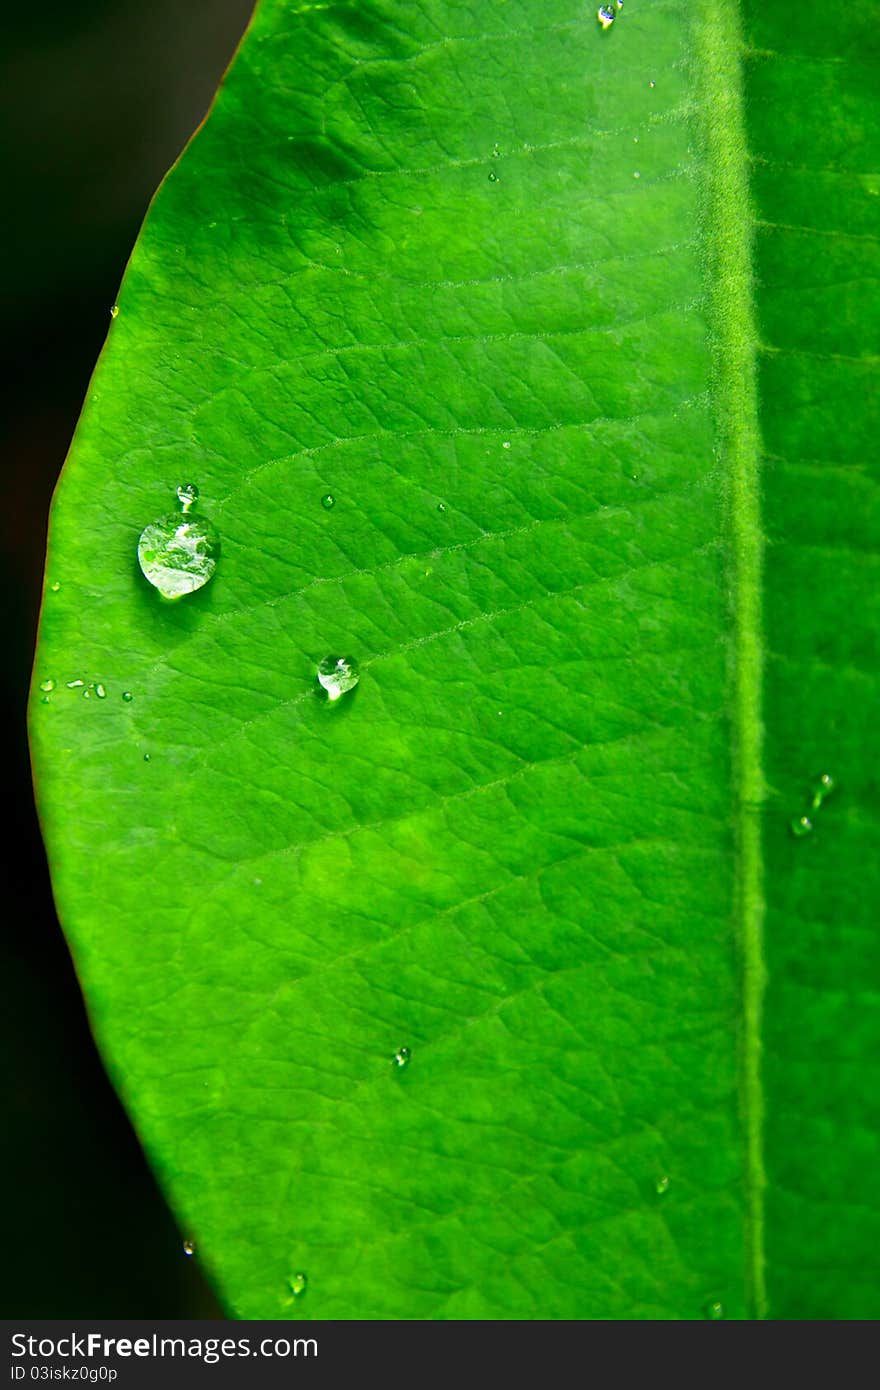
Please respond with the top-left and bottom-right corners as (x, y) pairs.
(320, 493), (335, 510)
(392, 1046), (412, 1069)
(811, 772), (835, 810)
(182, 1239), (195, 1257)
(143, 753), (151, 762)
(488, 170), (499, 182)
(137, 510), (219, 600)
(704, 1299), (724, 1320)
(67, 680), (84, 689)
(95, 684), (107, 699)
(110, 304), (119, 319)
(289, 1272), (307, 1297)
(655, 1175), (670, 1196)
(176, 482), (200, 514)
(317, 655), (360, 701)
(39, 679), (55, 693)
(49, 581), (61, 593)
(122, 691), (133, 702)
(790, 814), (813, 838)
(597, 5), (616, 29)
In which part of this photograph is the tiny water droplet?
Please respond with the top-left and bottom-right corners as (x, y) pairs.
(437, 502), (447, 513)
(94, 683), (107, 699)
(655, 1175), (670, 1196)
(320, 493), (335, 510)
(138, 490), (219, 600)
(502, 440), (511, 449)
(50, 581), (61, 593)
(41, 696), (50, 705)
(317, 655), (360, 702)
(182, 1240), (195, 1257)
(633, 171), (641, 179)
(289, 1272), (307, 1297)
(392, 1046), (412, 1069)
(491, 142), (501, 157)
(811, 772), (835, 810)
(39, 679), (55, 693)
(110, 304), (119, 320)
(488, 170), (499, 182)
(143, 753), (151, 762)
(790, 814), (813, 838)
(176, 483), (200, 514)
(66, 680), (84, 689)
(649, 80), (656, 88)
(122, 691), (133, 702)
(704, 1299), (724, 1320)
(597, 5), (616, 28)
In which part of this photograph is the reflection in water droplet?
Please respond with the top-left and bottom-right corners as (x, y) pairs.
(110, 305), (119, 319)
(597, 5), (616, 28)
(321, 493), (335, 510)
(289, 1272), (307, 1297)
(790, 814), (813, 838)
(704, 1300), (724, 1320)
(39, 679), (55, 693)
(122, 691), (133, 702)
(317, 655), (360, 702)
(95, 684), (107, 699)
(392, 1046), (412, 1069)
(811, 772), (835, 810)
(138, 508), (219, 600)
(176, 483), (200, 514)
(655, 1175), (670, 1196)
(182, 1240), (195, 1257)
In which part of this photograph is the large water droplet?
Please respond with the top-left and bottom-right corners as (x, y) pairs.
(392, 1046), (412, 1069)
(321, 493), (335, 511)
(317, 655), (360, 702)
(289, 1272), (307, 1297)
(137, 502), (219, 600)
(597, 5), (616, 28)
(811, 772), (835, 810)
(704, 1299), (724, 1320)
(39, 679), (55, 693)
(790, 814), (813, 839)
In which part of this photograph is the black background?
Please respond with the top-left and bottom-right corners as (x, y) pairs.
(1, 0), (256, 1317)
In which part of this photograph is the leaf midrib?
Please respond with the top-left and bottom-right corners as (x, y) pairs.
(695, 0), (768, 1318)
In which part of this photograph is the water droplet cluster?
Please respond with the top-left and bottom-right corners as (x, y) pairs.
(789, 773), (836, 838)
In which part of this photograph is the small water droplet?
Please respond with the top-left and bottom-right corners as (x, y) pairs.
(704, 1299), (724, 1320)
(633, 170), (641, 179)
(811, 772), (835, 810)
(289, 1272), (307, 1297)
(94, 683), (107, 699)
(39, 679), (55, 693)
(321, 493), (335, 510)
(655, 1175), (670, 1196)
(437, 502), (447, 513)
(176, 483), (200, 514)
(502, 440), (511, 449)
(790, 814), (813, 838)
(143, 753), (151, 762)
(50, 581), (61, 593)
(317, 655), (360, 702)
(182, 1240), (195, 1257)
(597, 5), (616, 28)
(392, 1046), (412, 1069)
(122, 691), (133, 702)
(66, 680), (84, 689)
(488, 170), (499, 182)
(138, 490), (219, 600)
(110, 304), (119, 319)
(649, 80), (656, 88)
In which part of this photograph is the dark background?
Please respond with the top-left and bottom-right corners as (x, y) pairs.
(1, 0), (255, 1317)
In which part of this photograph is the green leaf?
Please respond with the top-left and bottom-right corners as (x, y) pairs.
(29, 0), (880, 1319)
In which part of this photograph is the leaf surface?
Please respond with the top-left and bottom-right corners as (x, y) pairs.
(30, 0), (880, 1318)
